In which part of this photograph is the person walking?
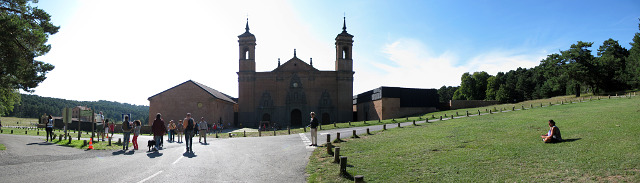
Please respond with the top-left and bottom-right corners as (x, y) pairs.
(152, 113), (166, 151)
(104, 119), (110, 139)
(176, 120), (184, 143)
(183, 113), (195, 153)
(121, 115), (132, 150)
(132, 120), (141, 150)
(309, 112), (319, 146)
(168, 120), (176, 142)
(46, 115), (54, 142)
(198, 117), (208, 144)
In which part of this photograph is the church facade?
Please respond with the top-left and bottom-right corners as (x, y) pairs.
(237, 19), (355, 128)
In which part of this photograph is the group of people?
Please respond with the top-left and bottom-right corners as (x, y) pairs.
(149, 113), (207, 153)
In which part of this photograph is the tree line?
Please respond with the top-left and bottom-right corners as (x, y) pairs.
(9, 94), (150, 125)
(438, 21), (640, 103)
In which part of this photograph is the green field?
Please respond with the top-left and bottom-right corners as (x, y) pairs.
(0, 143), (5, 151)
(307, 96), (640, 182)
(0, 117), (39, 127)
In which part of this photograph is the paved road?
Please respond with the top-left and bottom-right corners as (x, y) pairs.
(0, 108), (522, 182)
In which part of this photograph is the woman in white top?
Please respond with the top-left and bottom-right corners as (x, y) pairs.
(541, 120), (562, 143)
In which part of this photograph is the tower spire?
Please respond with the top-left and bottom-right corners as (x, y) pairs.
(245, 18), (250, 32)
(342, 16), (347, 33)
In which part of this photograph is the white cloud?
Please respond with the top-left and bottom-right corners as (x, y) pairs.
(353, 38), (547, 94)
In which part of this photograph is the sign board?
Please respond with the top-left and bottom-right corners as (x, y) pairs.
(121, 113), (132, 122)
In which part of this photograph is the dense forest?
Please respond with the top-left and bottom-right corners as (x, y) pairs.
(438, 21), (640, 103)
(9, 94), (149, 124)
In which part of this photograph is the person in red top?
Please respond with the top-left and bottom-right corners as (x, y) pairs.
(108, 120), (115, 138)
(152, 113), (167, 151)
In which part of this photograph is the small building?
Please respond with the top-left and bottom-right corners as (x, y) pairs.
(353, 86), (439, 121)
(148, 80), (237, 128)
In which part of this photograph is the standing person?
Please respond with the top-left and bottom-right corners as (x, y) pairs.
(152, 113), (166, 151)
(168, 120), (176, 142)
(46, 115), (54, 142)
(104, 119), (110, 139)
(121, 115), (132, 150)
(198, 117), (208, 144)
(132, 120), (141, 150)
(176, 120), (184, 143)
(109, 121), (115, 138)
(309, 112), (319, 146)
(183, 113), (195, 153)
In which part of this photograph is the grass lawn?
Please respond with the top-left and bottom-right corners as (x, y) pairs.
(51, 137), (123, 150)
(0, 143), (5, 150)
(0, 117), (39, 127)
(307, 96), (640, 182)
(0, 127), (100, 139)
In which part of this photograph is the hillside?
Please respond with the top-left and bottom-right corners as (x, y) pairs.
(8, 94), (149, 124)
(308, 95), (640, 182)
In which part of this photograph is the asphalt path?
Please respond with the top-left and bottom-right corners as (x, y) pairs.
(0, 108), (525, 182)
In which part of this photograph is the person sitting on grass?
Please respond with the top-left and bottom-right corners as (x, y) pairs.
(541, 120), (562, 143)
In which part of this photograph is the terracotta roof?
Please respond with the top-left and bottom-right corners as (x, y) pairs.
(148, 80), (237, 104)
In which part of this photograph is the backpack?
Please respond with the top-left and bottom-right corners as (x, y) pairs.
(122, 121), (131, 130)
(186, 118), (194, 130)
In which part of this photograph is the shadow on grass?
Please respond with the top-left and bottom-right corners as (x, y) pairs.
(26, 142), (55, 146)
(548, 138), (582, 144)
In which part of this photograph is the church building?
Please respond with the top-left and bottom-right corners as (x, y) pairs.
(237, 18), (355, 128)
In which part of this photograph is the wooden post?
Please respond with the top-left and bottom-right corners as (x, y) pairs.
(466, 111), (469, 117)
(413, 120), (416, 126)
(439, 116), (442, 121)
(456, 112), (459, 116)
(108, 136), (111, 146)
(397, 123), (400, 128)
(69, 136), (72, 144)
(303, 126), (306, 132)
(77, 131), (81, 140)
(83, 140), (87, 147)
(334, 122), (337, 127)
(352, 130), (357, 138)
(334, 147), (340, 163)
(366, 128), (370, 134)
(58, 135), (62, 141)
(327, 134), (331, 144)
(287, 126), (290, 135)
(273, 128), (276, 136)
(348, 121), (351, 126)
(336, 132), (341, 141)
(431, 114), (434, 119)
(259, 129), (261, 137)
(339, 156), (348, 176)
(354, 175), (365, 183)
(383, 124), (386, 130)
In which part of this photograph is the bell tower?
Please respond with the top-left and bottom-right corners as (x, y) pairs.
(239, 18), (256, 72)
(238, 18), (257, 127)
(335, 17), (354, 72)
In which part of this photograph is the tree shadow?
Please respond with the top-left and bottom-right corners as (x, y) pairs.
(26, 142), (55, 146)
(183, 151), (197, 158)
(146, 150), (163, 158)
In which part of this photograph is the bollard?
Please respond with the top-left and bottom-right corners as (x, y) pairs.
(456, 111), (458, 116)
(216, 131), (219, 138)
(334, 147), (341, 163)
(485, 109), (488, 112)
(530, 104), (533, 108)
(367, 128), (370, 134)
(259, 130), (262, 137)
(522, 105), (524, 110)
(11, 130), (13, 134)
(383, 124), (386, 130)
(445, 114), (447, 117)
(466, 111), (469, 117)
(440, 116), (442, 121)
(451, 115), (454, 119)
(541, 103), (543, 107)
(609, 95), (611, 99)
(349, 121), (351, 126)
(489, 110), (492, 114)
(398, 123), (400, 128)
(352, 130), (358, 138)
(244, 130), (246, 137)
(327, 134), (331, 144)
(326, 142), (333, 155)
(431, 114), (434, 119)
(303, 127), (306, 132)
(69, 137), (72, 144)
(78, 132), (81, 140)
(118, 138), (121, 144)
(25, 130), (28, 134)
(336, 132), (341, 142)
(287, 126), (290, 134)
(83, 140), (87, 147)
(354, 175), (365, 183)
(339, 156), (348, 176)
(108, 137), (111, 146)
(37, 131), (39, 135)
(59, 135), (62, 141)
(413, 120), (416, 126)
(334, 122), (337, 127)
(561, 100), (564, 104)
(273, 129), (276, 136)
(230, 132), (233, 138)
(319, 124), (322, 130)
(363, 120), (366, 124)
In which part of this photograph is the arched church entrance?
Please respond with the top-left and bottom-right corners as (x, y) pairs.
(322, 113), (330, 124)
(290, 109), (302, 126)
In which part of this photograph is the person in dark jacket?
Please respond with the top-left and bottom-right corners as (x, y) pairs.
(183, 113), (195, 153)
(309, 112), (319, 146)
(152, 113), (167, 151)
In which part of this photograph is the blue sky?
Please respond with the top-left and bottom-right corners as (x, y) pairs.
(29, 0), (640, 106)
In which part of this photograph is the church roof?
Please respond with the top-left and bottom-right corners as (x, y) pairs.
(272, 56), (318, 72)
(148, 80), (237, 104)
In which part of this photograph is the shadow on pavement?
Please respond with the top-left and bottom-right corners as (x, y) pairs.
(112, 150), (126, 155)
(124, 150), (135, 155)
(183, 152), (197, 158)
(26, 142), (55, 146)
(146, 151), (163, 158)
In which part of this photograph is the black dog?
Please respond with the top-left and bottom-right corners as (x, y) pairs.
(147, 140), (155, 151)
(147, 139), (164, 151)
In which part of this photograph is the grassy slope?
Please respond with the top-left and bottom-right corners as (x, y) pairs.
(307, 96), (640, 182)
